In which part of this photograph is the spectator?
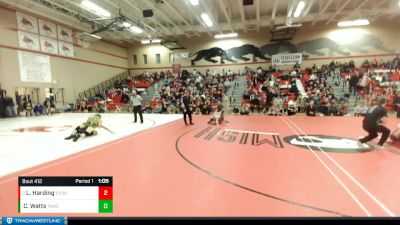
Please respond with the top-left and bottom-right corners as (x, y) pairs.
(349, 73), (359, 96)
(194, 107), (201, 115)
(208, 103), (224, 125)
(287, 100), (297, 116)
(25, 101), (33, 117)
(394, 92), (400, 118)
(121, 92), (130, 103)
(232, 105), (239, 115)
(306, 100), (317, 116)
(240, 104), (250, 115)
(34, 103), (45, 116)
(154, 103), (163, 114)
(5, 95), (16, 117)
(354, 102), (368, 117)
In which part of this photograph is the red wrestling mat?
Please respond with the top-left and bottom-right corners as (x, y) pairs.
(1, 116), (399, 217)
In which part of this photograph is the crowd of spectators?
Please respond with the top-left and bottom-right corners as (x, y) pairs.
(238, 64), (347, 117)
(0, 93), (59, 118)
(2, 56), (400, 118)
(146, 68), (236, 115)
(238, 55), (400, 117)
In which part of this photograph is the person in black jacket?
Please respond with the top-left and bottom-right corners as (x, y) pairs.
(305, 100), (316, 116)
(359, 97), (390, 147)
(349, 73), (359, 96)
(394, 93), (400, 118)
(181, 91), (194, 125)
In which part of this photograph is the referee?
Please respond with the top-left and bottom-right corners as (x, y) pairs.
(181, 91), (194, 125)
(359, 97), (390, 148)
(130, 91), (143, 124)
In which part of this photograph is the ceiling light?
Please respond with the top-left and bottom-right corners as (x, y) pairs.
(201, 13), (213, 27)
(189, 0), (199, 6)
(214, 33), (238, 39)
(293, 1), (306, 18)
(141, 40), (151, 44)
(129, 25), (143, 34)
(89, 34), (101, 39)
(122, 22), (131, 28)
(152, 39), (162, 43)
(337, 19), (369, 27)
(81, 0), (111, 18)
(275, 23), (303, 29)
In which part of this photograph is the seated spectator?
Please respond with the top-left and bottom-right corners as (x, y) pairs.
(202, 101), (212, 115)
(240, 104), (250, 115)
(154, 103), (163, 114)
(268, 96), (284, 116)
(78, 98), (88, 112)
(287, 100), (297, 116)
(306, 100), (317, 116)
(194, 107), (201, 115)
(319, 96), (330, 116)
(354, 102), (368, 117)
(330, 101), (340, 116)
(63, 103), (72, 113)
(34, 103), (45, 116)
(144, 103), (153, 113)
(167, 104), (177, 114)
(232, 105), (240, 115)
(121, 92), (130, 103)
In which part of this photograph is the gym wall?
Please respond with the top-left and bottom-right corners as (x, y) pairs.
(128, 18), (399, 74)
(0, 6), (128, 104)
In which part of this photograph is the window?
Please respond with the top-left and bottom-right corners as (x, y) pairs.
(143, 54), (147, 64)
(133, 55), (137, 65)
(169, 53), (174, 63)
(156, 53), (161, 64)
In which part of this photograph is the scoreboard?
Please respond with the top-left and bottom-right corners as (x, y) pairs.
(18, 177), (113, 213)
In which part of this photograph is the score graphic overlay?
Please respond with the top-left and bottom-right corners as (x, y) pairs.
(18, 177), (113, 213)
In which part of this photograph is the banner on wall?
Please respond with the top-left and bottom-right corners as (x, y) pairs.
(18, 31), (40, 51)
(57, 25), (73, 43)
(18, 51), (52, 83)
(16, 12), (38, 33)
(173, 52), (189, 59)
(58, 41), (74, 57)
(40, 36), (58, 55)
(272, 53), (302, 65)
(39, 19), (57, 39)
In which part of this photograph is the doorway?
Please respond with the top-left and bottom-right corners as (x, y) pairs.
(44, 88), (65, 105)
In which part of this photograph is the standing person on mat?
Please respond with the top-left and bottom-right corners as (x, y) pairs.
(131, 90), (143, 124)
(358, 97), (391, 148)
(181, 91), (194, 125)
(65, 114), (114, 142)
(208, 103), (224, 125)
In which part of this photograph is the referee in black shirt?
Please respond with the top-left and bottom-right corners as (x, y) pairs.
(359, 97), (390, 147)
(182, 91), (194, 125)
(130, 91), (143, 124)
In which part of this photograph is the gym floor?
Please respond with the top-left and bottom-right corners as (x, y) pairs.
(0, 114), (399, 216)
